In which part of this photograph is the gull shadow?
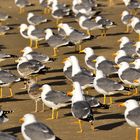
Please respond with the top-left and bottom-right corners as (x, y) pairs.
(0, 98), (29, 103)
(2, 63), (17, 67)
(107, 32), (130, 36)
(96, 113), (124, 120)
(48, 80), (67, 86)
(95, 121), (126, 130)
(28, 9), (42, 12)
(15, 91), (27, 95)
(115, 96), (140, 103)
(6, 32), (18, 35)
(64, 50), (79, 55)
(0, 45), (6, 49)
(90, 46), (111, 50)
(116, 2), (124, 5)
(2, 126), (21, 136)
(48, 68), (63, 73)
(7, 23), (20, 27)
(42, 76), (66, 81)
(64, 112), (72, 117)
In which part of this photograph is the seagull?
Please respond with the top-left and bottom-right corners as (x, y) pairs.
(94, 56), (118, 76)
(51, 1), (70, 25)
(78, 16), (102, 36)
(67, 82), (94, 133)
(16, 56), (48, 79)
(20, 114), (56, 140)
(95, 16), (117, 36)
(0, 106), (13, 123)
(0, 26), (10, 35)
(118, 62), (140, 95)
(27, 25), (45, 48)
(62, 57), (93, 81)
(0, 69), (20, 98)
(114, 50), (135, 64)
(19, 24), (32, 47)
(40, 84), (71, 120)
(120, 99), (140, 140)
(27, 79), (43, 112)
(132, 59), (140, 71)
(130, 17), (140, 41)
(58, 23), (90, 51)
(0, 12), (10, 25)
(45, 28), (70, 57)
(80, 47), (98, 73)
(39, 0), (48, 14)
(135, 41), (140, 57)
(118, 36), (136, 57)
(14, 0), (32, 14)
(121, 10), (133, 33)
(20, 46), (53, 64)
(123, 0), (140, 15)
(0, 132), (17, 140)
(27, 12), (47, 25)
(66, 56), (94, 90)
(94, 69), (125, 104)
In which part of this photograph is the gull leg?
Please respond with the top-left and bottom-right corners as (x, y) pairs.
(134, 87), (138, 95)
(34, 100), (38, 113)
(29, 39), (33, 47)
(103, 95), (106, 104)
(126, 25), (130, 33)
(77, 120), (83, 133)
(56, 110), (59, 119)
(19, 7), (22, 14)
(8, 87), (13, 98)
(90, 121), (95, 131)
(53, 48), (57, 57)
(136, 128), (139, 140)
(47, 8), (51, 14)
(0, 87), (2, 98)
(35, 40), (39, 48)
(44, 8), (47, 14)
(47, 109), (55, 120)
(109, 96), (113, 104)
(40, 103), (45, 112)
(139, 35), (140, 41)
(87, 30), (91, 36)
(56, 19), (60, 25)
(78, 45), (82, 52)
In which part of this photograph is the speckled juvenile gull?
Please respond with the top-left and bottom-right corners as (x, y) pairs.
(0, 12), (9, 25)
(16, 56), (48, 79)
(27, 79), (43, 112)
(27, 12), (47, 25)
(45, 28), (70, 57)
(0, 132), (17, 140)
(121, 10), (133, 32)
(118, 36), (136, 57)
(41, 84), (71, 119)
(0, 52), (17, 62)
(78, 16), (102, 36)
(39, 0), (48, 14)
(20, 114), (56, 140)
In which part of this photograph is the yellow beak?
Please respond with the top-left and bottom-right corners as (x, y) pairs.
(119, 103), (125, 107)
(20, 49), (24, 53)
(67, 91), (73, 96)
(117, 39), (121, 42)
(15, 59), (19, 63)
(92, 59), (96, 63)
(114, 65), (119, 68)
(112, 53), (117, 56)
(19, 117), (24, 123)
(80, 50), (84, 53)
(62, 58), (68, 64)
(134, 79), (139, 83)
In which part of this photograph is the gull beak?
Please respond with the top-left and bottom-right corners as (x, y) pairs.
(19, 117), (24, 123)
(119, 103), (125, 107)
(92, 59), (96, 63)
(62, 58), (68, 64)
(114, 65), (119, 68)
(112, 53), (117, 56)
(80, 50), (84, 53)
(134, 79), (139, 83)
(20, 49), (24, 53)
(129, 62), (135, 64)
(117, 39), (121, 42)
(67, 91), (73, 96)
(15, 59), (19, 63)
(39, 87), (42, 91)
(133, 44), (136, 47)
(57, 24), (61, 28)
